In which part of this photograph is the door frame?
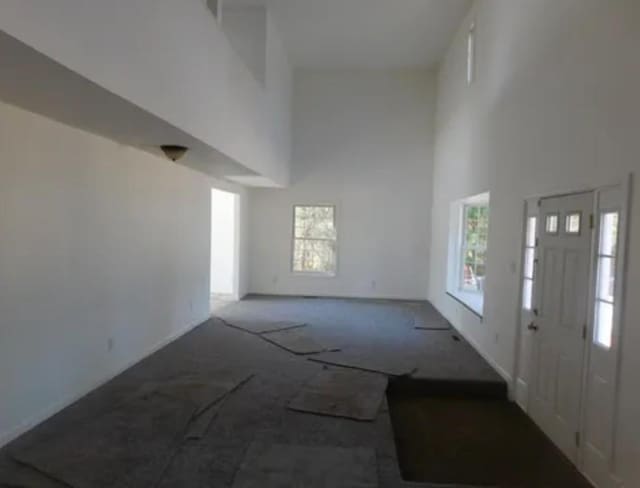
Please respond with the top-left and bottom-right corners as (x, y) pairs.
(512, 174), (632, 487)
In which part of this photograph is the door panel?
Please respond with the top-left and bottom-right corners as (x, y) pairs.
(529, 192), (594, 463)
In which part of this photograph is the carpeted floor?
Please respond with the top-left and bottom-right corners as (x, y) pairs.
(0, 295), (585, 488)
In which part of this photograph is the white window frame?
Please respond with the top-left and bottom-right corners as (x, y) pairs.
(291, 204), (338, 277)
(447, 192), (490, 317)
(467, 21), (476, 85)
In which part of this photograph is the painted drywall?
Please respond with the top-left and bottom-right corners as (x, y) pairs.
(0, 101), (246, 447)
(428, 1), (640, 485)
(210, 189), (238, 296)
(222, 5), (267, 85)
(0, 0), (292, 186)
(249, 70), (435, 299)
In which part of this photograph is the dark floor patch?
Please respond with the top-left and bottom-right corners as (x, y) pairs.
(231, 442), (378, 488)
(387, 393), (594, 488)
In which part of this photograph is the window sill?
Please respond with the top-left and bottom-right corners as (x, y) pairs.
(292, 271), (337, 278)
(446, 290), (484, 319)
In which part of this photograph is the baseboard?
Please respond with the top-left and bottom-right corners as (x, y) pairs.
(0, 316), (205, 449)
(246, 291), (429, 302)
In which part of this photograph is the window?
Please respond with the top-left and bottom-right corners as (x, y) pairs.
(545, 213), (559, 234)
(292, 205), (337, 275)
(522, 216), (537, 310)
(565, 212), (581, 235)
(467, 22), (476, 85)
(593, 211), (619, 349)
(460, 204), (489, 292)
(447, 192), (490, 316)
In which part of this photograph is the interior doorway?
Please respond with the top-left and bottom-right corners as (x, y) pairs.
(210, 188), (240, 312)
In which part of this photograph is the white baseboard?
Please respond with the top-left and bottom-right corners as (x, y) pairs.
(0, 316), (204, 449)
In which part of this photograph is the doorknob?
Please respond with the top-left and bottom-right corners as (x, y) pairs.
(528, 322), (539, 332)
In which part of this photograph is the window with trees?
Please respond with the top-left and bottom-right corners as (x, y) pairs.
(460, 204), (489, 292)
(292, 205), (337, 275)
(447, 192), (490, 317)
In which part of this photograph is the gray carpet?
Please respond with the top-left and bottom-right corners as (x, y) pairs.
(12, 392), (195, 488)
(1, 296), (505, 488)
(231, 442), (378, 488)
(260, 327), (340, 355)
(288, 368), (388, 421)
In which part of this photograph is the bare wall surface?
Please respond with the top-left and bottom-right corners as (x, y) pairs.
(428, 1), (640, 485)
(0, 101), (240, 447)
(0, 0), (292, 186)
(249, 70), (435, 299)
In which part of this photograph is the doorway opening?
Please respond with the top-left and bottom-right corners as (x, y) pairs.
(210, 188), (240, 312)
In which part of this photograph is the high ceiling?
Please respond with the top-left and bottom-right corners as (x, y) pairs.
(265, 0), (472, 69)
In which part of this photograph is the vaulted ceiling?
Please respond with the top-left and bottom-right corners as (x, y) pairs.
(265, 0), (472, 69)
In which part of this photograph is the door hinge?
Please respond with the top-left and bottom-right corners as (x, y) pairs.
(589, 214), (594, 230)
(582, 324), (587, 340)
(575, 431), (581, 447)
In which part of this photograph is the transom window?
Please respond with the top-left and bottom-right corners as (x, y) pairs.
(292, 205), (337, 275)
(594, 211), (619, 349)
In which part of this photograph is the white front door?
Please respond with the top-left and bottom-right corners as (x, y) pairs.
(529, 191), (594, 462)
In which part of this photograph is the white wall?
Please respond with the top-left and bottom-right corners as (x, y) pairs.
(0, 0), (292, 186)
(429, 1), (640, 485)
(249, 70), (435, 299)
(221, 5), (267, 85)
(210, 189), (238, 296)
(0, 101), (243, 447)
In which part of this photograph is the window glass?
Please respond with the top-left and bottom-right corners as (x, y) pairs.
(523, 279), (533, 311)
(593, 211), (619, 349)
(595, 301), (614, 349)
(597, 257), (616, 303)
(461, 205), (489, 292)
(522, 216), (537, 310)
(523, 248), (535, 280)
(292, 206), (337, 275)
(526, 217), (537, 247)
(565, 212), (581, 234)
(600, 212), (618, 256)
(545, 214), (559, 234)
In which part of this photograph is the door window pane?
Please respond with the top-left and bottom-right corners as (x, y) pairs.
(594, 301), (614, 349)
(524, 248), (535, 279)
(565, 212), (581, 234)
(597, 257), (616, 303)
(523, 278), (533, 311)
(545, 214), (559, 234)
(600, 212), (619, 256)
(526, 217), (537, 247)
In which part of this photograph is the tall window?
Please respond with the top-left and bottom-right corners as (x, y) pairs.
(460, 204), (489, 292)
(292, 205), (337, 275)
(594, 211), (619, 349)
(447, 192), (490, 317)
(522, 217), (537, 310)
